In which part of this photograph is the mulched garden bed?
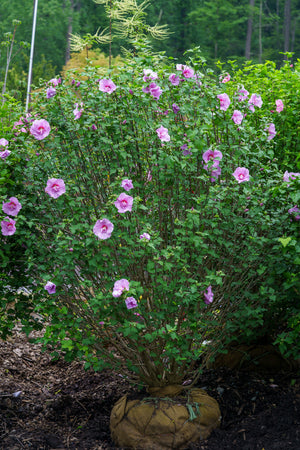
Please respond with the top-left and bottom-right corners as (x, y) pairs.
(1, 330), (299, 449)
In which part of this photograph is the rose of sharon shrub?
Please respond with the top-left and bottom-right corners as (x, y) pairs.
(3, 48), (299, 387)
(0, 97), (43, 341)
(231, 58), (300, 167)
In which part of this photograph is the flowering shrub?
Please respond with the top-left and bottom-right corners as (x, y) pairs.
(230, 58), (300, 168)
(216, 57), (300, 358)
(1, 49), (299, 385)
(0, 97), (41, 338)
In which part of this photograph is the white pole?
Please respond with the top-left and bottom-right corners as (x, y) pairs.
(25, 0), (39, 113)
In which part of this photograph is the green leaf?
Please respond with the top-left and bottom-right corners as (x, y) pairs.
(278, 237), (292, 247)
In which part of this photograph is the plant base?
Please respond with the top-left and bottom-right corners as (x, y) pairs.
(110, 388), (221, 449)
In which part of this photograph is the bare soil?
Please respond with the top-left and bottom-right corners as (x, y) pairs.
(1, 331), (299, 449)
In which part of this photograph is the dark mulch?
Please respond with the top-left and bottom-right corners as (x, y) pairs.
(1, 331), (299, 449)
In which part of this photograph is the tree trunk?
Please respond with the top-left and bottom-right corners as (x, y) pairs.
(245, 0), (255, 60)
(65, 0), (74, 64)
(109, 0), (112, 69)
(65, 16), (73, 64)
(2, 23), (18, 103)
(258, 0), (262, 63)
(291, 17), (298, 52)
(275, 0), (280, 47)
(177, 0), (192, 57)
(284, 0), (291, 54)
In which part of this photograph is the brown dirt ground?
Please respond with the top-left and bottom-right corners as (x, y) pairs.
(1, 331), (299, 450)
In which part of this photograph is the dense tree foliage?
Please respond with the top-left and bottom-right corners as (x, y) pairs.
(0, 0), (300, 93)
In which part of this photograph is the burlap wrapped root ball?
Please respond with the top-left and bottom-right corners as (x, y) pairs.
(110, 387), (221, 449)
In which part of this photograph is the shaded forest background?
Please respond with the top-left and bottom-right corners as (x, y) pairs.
(0, 0), (300, 96)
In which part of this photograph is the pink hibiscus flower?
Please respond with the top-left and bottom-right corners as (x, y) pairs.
(1, 217), (16, 236)
(0, 150), (11, 159)
(30, 119), (51, 140)
(288, 205), (300, 221)
(46, 87), (56, 98)
(125, 297), (138, 309)
(221, 73), (230, 83)
(231, 110), (243, 125)
(238, 87), (249, 102)
(202, 149), (223, 166)
(217, 93), (230, 111)
(121, 179), (134, 191)
(148, 82), (162, 99)
(140, 232), (150, 240)
(44, 281), (56, 294)
(143, 69), (158, 82)
(204, 286), (214, 304)
(232, 167), (250, 183)
(275, 99), (284, 113)
(114, 193), (133, 213)
(2, 197), (22, 216)
(48, 77), (61, 86)
(0, 138), (9, 147)
(248, 93), (262, 112)
(266, 123), (276, 140)
(99, 79), (117, 94)
(73, 103), (83, 120)
(182, 65), (195, 78)
(169, 73), (180, 86)
(45, 178), (66, 199)
(156, 126), (170, 142)
(113, 279), (130, 298)
(210, 165), (222, 183)
(93, 218), (114, 240)
(283, 171), (300, 183)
